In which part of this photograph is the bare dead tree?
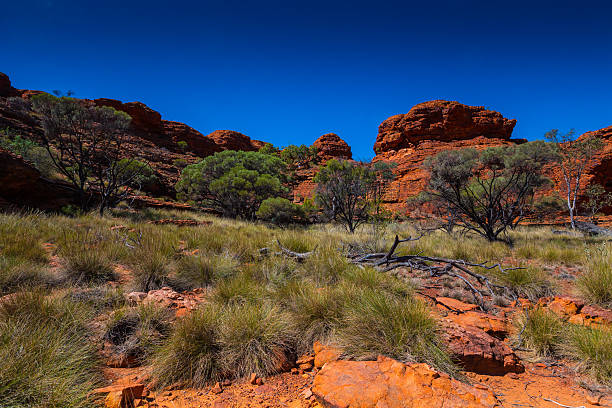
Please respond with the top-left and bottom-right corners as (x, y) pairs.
(545, 129), (604, 229)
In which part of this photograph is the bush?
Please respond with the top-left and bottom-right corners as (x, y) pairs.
(257, 197), (307, 226)
(564, 325), (612, 386)
(0, 291), (101, 408)
(217, 301), (296, 378)
(152, 304), (222, 387)
(579, 244), (612, 306)
(424, 142), (557, 242)
(333, 289), (456, 376)
(514, 307), (563, 356)
(212, 272), (266, 305)
(176, 150), (288, 219)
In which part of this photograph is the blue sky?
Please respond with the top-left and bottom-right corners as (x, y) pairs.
(2, 0), (611, 159)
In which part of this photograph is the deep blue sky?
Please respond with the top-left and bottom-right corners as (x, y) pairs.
(2, 0), (611, 159)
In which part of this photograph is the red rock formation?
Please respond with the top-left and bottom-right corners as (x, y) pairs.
(312, 133), (352, 161)
(372, 101), (525, 212)
(374, 100), (517, 154)
(0, 73), (19, 97)
(292, 133), (353, 202)
(0, 148), (76, 210)
(206, 129), (264, 152)
(312, 356), (498, 408)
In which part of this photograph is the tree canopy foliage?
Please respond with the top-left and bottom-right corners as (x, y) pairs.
(424, 141), (557, 242)
(31, 93), (149, 215)
(176, 150), (288, 219)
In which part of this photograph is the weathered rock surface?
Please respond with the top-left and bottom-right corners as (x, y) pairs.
(312, 133), (352, 161)
(312, 355), (498, 408)
(442, 320), (524, 375)
(0, 148), (77, 210)
(374, 100), (517, 154)
(207, 129), (265, 152)
(0, 72), (20, 97)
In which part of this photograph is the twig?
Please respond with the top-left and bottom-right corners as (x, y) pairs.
(541, 398), (585, 408)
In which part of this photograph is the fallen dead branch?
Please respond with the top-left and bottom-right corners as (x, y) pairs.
(347, 234), (522, 309)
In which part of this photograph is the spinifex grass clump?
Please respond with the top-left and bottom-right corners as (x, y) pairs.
(333, 288), (456, 376)
(514, 307), (564, 356)
(564, 325), (612, 386)
(579, 243), (612, 306)
(0, 291), (101, 408)
(104, 304), (172, 365)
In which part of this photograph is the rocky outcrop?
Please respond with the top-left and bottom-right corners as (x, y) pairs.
(0, 148), (76, 210)
(313, 133), (352, 161)
(292, 133), (352, 202)
(372, 101), (524, 212)
(206, 129), (265, 152)
(312, 355), (498, 408)
(0, 73), (19, 97)
(442, 320), (524, 375)
(374, 100), (517, 154)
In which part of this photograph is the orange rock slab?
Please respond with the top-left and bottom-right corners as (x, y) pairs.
(312, 355), (498, 408)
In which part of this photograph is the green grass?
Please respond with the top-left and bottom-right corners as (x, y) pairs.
(104, 304), (172, 365)
(152, 304), (222, 388)
(0, 291), (101, 408)
(2, 211), (611, 389)
(216, 301), (296, 378)
(514, 307), (564, 356)
(579, 243), (612, 306)
(564, 325), (612, 386)
(333, 288), (456, 376)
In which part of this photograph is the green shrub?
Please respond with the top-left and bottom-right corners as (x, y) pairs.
(0, 291), (101, 408)
(579, 244), (612, 306)
(257, 197), (307, 226)
(514, 307), (563, 356)
(152, 304), (222, 387)
(176, 150), (288, 219)
(217, 301), (296, 378)
(334, 289), (456, 376)
(564, 325), (612, 385)
(132, 252), (171, 291)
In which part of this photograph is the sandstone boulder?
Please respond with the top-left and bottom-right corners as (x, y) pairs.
(206, 129), (264, 152)
(312, 355), (498, 408)
(374, 100), (517, 154)
(312, 133), (352, 161)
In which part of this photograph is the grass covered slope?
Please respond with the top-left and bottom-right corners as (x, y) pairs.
(0, 208), (611, 404)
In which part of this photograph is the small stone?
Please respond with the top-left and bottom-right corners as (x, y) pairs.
(211, 382), (223, 394)
(302, 374), (310, 379)
(296, 355), (315, 365)
(255, 377), (263, 385)
(302, 388), (313, 399)
(298, 363), (313, 371)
